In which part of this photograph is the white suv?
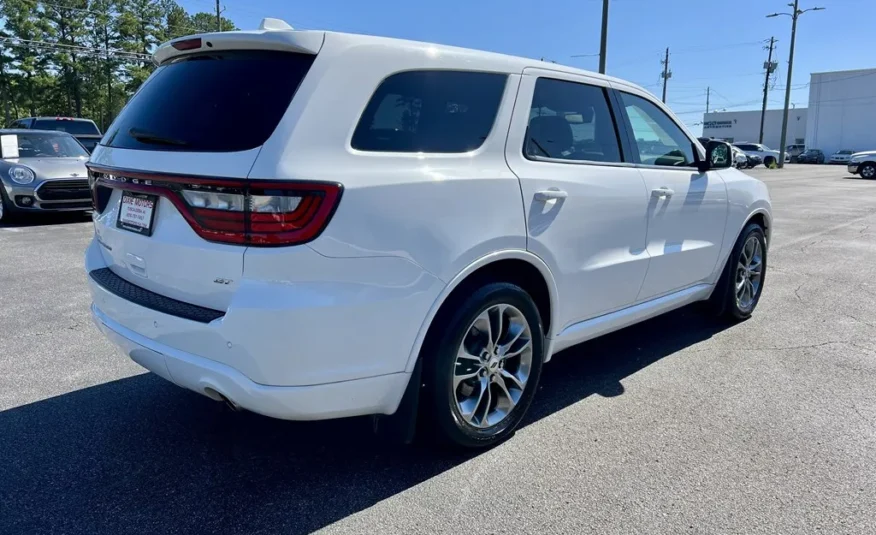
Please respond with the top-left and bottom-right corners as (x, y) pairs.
(86, 19), (772, 448)
(733, 143), (785, 167)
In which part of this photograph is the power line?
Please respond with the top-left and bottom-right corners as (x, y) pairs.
(38, 1), (210, 35)
(0, 36), (151, 61)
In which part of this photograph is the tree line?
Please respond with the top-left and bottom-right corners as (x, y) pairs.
(0, 0), (237, 130)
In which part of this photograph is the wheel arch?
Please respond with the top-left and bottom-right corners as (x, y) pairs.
(744, 207), (772, 246)
(404, 250), (560, 372)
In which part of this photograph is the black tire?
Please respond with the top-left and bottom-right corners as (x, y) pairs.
(0, 185), (14, 223)
(708, 223), (767, 321)
(859, 162), (876, 180)
(421, 282), (545, 449)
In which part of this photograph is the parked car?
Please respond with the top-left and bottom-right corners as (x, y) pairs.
(796, 149), (825, 164)
(847, 151), (876, 179)
(829, 149), (856, 164)
(746, 154), (764, 168)
(733, 142), (785, 167)
(785, 144), (805, 162)
(0, 129), (92, 221)
(85, 20), (772, 448)
(731, 145), (749, 168)
(7, 117), (102, 153)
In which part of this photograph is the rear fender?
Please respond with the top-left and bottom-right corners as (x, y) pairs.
(403, 249), (560, 373)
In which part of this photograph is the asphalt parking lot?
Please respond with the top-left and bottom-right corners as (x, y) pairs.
(1, 164), (875, 534)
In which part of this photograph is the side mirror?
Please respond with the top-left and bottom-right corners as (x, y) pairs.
(697, 140), (732, 172)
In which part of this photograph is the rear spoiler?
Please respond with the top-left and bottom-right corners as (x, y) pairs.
(153, 18), (325, 65)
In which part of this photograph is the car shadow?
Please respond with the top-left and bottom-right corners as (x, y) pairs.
(0, 305), (729, 534)
(843, 175), (874, 181)
(0, 210), (92, 228)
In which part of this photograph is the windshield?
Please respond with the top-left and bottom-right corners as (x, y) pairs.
(4, 133), (89, 159)
(838, 150), (853, 154)
(33, 119), (100, 135)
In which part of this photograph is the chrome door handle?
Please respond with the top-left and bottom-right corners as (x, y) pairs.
(534, 189), (568, 202)
(651, 187), (675, 198)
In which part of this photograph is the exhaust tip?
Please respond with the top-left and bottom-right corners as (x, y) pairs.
(203, 387), (241, 412)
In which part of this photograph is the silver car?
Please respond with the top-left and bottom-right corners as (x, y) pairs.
(0, 129), (91, 221)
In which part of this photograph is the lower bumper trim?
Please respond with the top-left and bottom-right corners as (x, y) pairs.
(92, 304), (410, 420)
(89, 267), (225, 324)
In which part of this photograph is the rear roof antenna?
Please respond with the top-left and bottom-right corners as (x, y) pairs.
(259, 18), (294, 31)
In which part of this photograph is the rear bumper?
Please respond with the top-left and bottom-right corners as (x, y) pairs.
(85, 236), (444, 420)
(92, 304), (411, 420)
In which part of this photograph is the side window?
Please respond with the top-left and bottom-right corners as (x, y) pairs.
(351, 70), (507, 153)
(525, 78), (622, 163)
(620, 92), (695, 167)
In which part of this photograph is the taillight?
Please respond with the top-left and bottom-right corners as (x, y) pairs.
(87, 166), (342, 247)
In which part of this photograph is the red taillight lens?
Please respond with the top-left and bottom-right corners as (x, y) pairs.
(171, 38), (202, 51)
(87, 167), (342, 247)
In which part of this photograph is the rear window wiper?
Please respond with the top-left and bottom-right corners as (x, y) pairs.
(128, 128), (188, 146)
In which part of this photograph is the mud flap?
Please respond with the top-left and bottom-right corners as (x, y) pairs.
(372, 358), (422, 445)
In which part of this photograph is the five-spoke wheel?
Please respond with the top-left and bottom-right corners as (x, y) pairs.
(735, 235), (763, 312)
(423, 282), (544, 449)
(453, 304), (533, 429)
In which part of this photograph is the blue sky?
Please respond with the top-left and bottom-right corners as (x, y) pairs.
(181, 0), (873, 134)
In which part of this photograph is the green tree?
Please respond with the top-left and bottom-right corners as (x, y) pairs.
(0, 0), (239, 125)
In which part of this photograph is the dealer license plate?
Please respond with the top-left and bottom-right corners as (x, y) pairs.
(117, 191), (157, 236)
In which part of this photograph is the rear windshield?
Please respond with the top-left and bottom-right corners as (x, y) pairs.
(34, 119), (100, 135)
(352, 70), (507, 153)
(103, 50), (315, 152)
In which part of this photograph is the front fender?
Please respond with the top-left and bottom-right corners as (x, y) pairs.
(712, 172), (772, 282)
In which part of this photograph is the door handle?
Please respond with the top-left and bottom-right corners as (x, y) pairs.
(651, 187), (675, 199)
(534, 189), (568, 202)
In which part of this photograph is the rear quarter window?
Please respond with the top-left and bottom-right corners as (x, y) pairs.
(352, 70), (507, 153)
(103, 50), (315, 152)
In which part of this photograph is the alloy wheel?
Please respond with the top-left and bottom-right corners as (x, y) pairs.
(736, 235), (763, 311)
(862, 165), (876, 179)
(452, 304), (533, 429)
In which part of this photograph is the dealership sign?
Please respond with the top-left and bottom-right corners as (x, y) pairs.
(703, 120), (734, 129)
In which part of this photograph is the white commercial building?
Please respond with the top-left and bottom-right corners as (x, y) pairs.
(806, 68), (876, 156)
(701, 67), (876, 155)
(701, 108), (807, 150)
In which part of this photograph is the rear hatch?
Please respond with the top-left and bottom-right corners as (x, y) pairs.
(88, 30), (323, 311)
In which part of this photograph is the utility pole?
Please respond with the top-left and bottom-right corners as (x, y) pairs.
(598, 0), (609, 74)
(758, 36), (777, 144)
(768, 2), (825, 167)
(215, 0), (221, 31)
(706, 86), (710, 114)
(660, 47), (671, 103)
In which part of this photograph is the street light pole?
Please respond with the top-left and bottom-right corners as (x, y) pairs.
(768, 2), (824, 168)
(598, 0), (609, 74)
